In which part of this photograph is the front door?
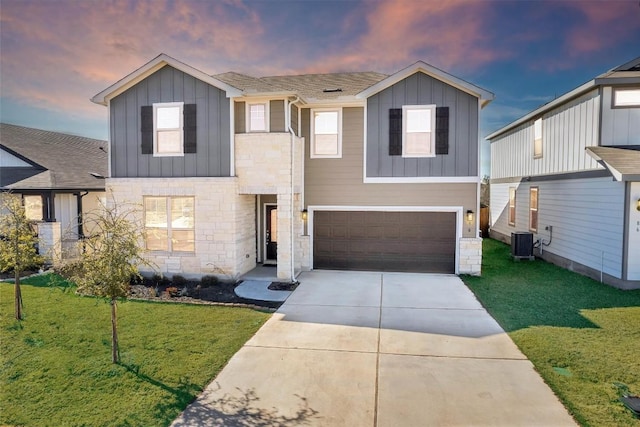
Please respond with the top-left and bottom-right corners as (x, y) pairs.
(265, 205), (277, 264)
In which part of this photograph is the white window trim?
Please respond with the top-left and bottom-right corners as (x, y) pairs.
(246, 101), (270, 133)
(310, 108), (342, 159)
(533, 118), (543, 159)
(153, 102), (184, 157)
(402, 104), (436, 158)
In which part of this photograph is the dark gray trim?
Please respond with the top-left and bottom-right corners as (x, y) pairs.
(489, 231), (640, 290)
(0, 144), (44, 169)
(622, 182), (630, 280)
(490, 169), (611, 184)
(609, 85), (640, 110)
(594, 77), (640, 86)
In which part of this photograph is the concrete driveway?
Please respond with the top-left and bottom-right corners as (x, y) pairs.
(172, 271), (576, 426)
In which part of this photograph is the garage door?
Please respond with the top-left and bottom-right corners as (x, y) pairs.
(313, 211), (456, 273)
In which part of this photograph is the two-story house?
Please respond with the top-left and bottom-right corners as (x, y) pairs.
(91, 54), (493, 282)
(488, 57), (640, 290)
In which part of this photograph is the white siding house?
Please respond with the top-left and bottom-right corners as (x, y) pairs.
(488, 57), (640, 289)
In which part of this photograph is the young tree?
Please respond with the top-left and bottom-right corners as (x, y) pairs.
(0, 194), (43, 320)
(61, 201), (150, 363)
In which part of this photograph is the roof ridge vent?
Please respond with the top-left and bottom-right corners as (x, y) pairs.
(322, 88), (343, 93)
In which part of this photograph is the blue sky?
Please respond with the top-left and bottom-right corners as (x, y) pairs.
(1, 0), (639, 174)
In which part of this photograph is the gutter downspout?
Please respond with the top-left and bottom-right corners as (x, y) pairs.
(287, 96), (300, 282)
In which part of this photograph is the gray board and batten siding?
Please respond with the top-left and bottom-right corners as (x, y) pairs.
(366, 71), (479, 178)
(601, 86), (640, 146)
(110, 65), (231, 178)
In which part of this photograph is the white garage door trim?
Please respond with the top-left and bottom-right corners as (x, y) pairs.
(308, 205), (463, 274)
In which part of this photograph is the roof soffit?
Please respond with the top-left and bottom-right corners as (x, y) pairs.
(91, 54), (242, 105)
(356, 61), (495, 106)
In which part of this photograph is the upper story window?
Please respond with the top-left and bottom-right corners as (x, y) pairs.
(533, 118), (543, 159)
(154, 102), (184, 156)
(613, 88), (640, 107)
(310, 109), (342, 158)
(141, 103), (196, 156)
(508, 187), (516, 226)
(247, 102), (269, 132)
(144, 196), (195, 253)
(529, 187), (539, 232)
(403, 105), (436, 157)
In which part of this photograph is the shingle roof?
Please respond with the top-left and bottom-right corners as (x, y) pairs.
(215, 71), (388, 101)
(586, 146), (640, 181)
(1, 123), (108, 190)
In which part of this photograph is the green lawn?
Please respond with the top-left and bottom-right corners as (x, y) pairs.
(0, 274), (270, 427)
(462, 239), (640, 427)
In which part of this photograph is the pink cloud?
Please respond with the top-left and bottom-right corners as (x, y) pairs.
(0, 0), (268, 118)
(300, 0), (505, 74)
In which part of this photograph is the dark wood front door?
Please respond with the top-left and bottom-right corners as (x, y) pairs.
(313, 211), (456, 273)
(265, 205), (277, 263)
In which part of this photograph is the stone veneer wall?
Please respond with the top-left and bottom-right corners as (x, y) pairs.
(459, 237), (482, 275)
(107, 177), (256, 280)
(37, 221), (62, 265)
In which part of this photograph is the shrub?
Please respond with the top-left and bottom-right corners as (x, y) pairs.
(171, 275), (187, 287)
(200, 275), (218, 288)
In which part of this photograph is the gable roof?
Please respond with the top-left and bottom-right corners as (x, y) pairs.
(91, 54), (242, 106)
(356, 61), (495, 107)
(586, 146), (640, 181)
(487, 56), (640, 141)
(93, 54), (491, 106)
(0, 123), (108, 191)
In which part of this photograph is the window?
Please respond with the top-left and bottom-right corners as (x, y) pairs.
(533, 118), (543, 159)
(23, 195), (43, 221)
(247, 102), (269, 132)
(403, 105), (436, 157)
(310, 109), (342, 158)
(613, 88), (640, 107)
(529, 187), (538, 232)
(508, 187), (516, 226)
(154, 102), (184, 156)
(144, 196), (195, 252)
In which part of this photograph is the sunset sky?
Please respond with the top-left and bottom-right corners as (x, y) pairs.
(1, 0), (639, 174)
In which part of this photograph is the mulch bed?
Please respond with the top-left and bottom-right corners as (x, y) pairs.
(129, 278), (284, 310)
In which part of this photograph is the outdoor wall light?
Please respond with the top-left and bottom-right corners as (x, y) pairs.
(301, 209), (308, 220)
(637, 198), (640, 211)
(466, 210), (474, 222)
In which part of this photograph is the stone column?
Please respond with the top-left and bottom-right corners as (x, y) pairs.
(38, 221), (62, 266)
(459, 237), (483, 275)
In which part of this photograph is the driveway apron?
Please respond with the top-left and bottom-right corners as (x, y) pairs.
(172, 271), (577, 427)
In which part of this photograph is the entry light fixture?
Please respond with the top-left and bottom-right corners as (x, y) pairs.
(301, 209), (308, 220)
(637, 198), (640, 211)
(466, 210), (474, 222)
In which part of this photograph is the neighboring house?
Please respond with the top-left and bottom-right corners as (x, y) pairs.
(487, 57), (640, 290)
(0, 123), (107, 260)
(91, 54), (494, 282)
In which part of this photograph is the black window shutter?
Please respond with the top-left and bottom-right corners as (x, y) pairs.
(435, 107), (449, 155)
(184, 104), (197, 153)
(140, 106), (153, 154)
(389, 108), (402, 156)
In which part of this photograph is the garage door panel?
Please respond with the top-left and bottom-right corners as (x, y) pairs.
(313, 211), (456, 273)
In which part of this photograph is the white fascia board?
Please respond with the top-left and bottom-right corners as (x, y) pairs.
(363, 176), (480, 184)
(356, 61), (495, 106)
(91, 53), (242, 106)
(486, 80), (597, 141)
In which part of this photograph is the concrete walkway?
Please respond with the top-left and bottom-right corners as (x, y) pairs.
(172, 270), (577, 427)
